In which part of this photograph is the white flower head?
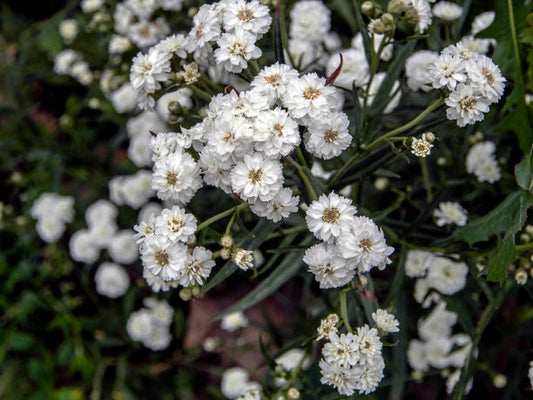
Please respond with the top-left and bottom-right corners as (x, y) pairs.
(95, 262), (130, 298)
(222, 0), (272, 35)
(303, 242), (356, 289)
(230, 153), (283, 202)
(250, 62), (300, 105)
(427, 256), (468, 295)
(253, 108), (300, 158)
(250, 188), (300, 223)
(323, 332), (360, 367)
(337, 216), (394, 272)
(221, 311), (249, 332)
(433, 201), (468, 227)
(372, 309), (400, 333)
(445, 83), (491, 127)
(180, 246), (215, 287)
(130, 47), (171, 94)
(214, 29), (262, 73)
(433, 1), (463, 21)
(305, 192), (357, 243)
(305, 112), (352, 160)
(141, 236), (190, 281)
(405, 250), (434, 277)
(154, 206), (197, 244)
(429, 53), (467, 90)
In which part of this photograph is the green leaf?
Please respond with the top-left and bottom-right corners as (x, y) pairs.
(210, 236), (313, 321)
(487, 235), (518, 282)
(9, 331), (34, 351)
(330, 0), (357, 33)
(454, 190), (533, 244)
(200, 219), (278, 295)
(514, 147), (533, 191)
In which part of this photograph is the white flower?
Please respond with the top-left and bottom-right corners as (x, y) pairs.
(141, 236), (189, 281)
(53, 49), (79, 75)
(160, 0), (184, 11)
(130, 47), (171, 94)
(69, 230), (100, 263)
(276, 348), (311, 371)
(250, 63), (299, 106)
(249, 188), (299, 222)
(180, 246), (215, 287)
(427, 256), (468, 295)
(230, 153), (283, 202)
(35, 217), (66, 243)
(405, 250), (434, 277)
(405, 51), (440, 92)
(59, 19), (78, 43)
(466, 141), (501, 183)
(407, 339), (429, 372)
(445, 83), (491, 127)
(429, 53), (467, 90)
(471, 11), (495, 35)
(81, 0), (104, 13)
(372, 309), (400, 333)
(89, 220), (118, 250)
(155, 206), (197, 244)
(289, 0), (331, 44)
(208, 114), (254, 157)
(144, 298), (174, 327)
(109, 230), (139, 265)
(317, 314), (339, 341)
(110, 83), (137, 114)
(282, 73), (343, 124)
(108, 35), (131, 54)
(305, 112), (352, 160)
(409, 0), (432, 33)
(354, 356), (385, 395)
(221, 367), (260, 399)
(303, 243), (356, 289)
(323, 332), (360, 367)
(418, 302), (458, 341)
(411, 134), (434, 158)
(356, 325), (382, 365)
(152, 150), (203, 206)
(465, 55), (506, 102)
(337, 216), (394, 272)
(142, 325), (172, 351)
(214, 29), (262, 73)
(305, 192), (357, 243)
(528, 361), (533, 388)
(319, 359), (358, 396)
(221, 311), (249, 332)
(254, 108), (300, 158)
(222, 0), (272, 36)
(433, 1), (463, 21)
(233, 248), (254, 270)
(143, 268), (180, 292)
(94, 262), (130, 298)
(433, 201), (468, 227)
(155, 34), (188, 59)
(127, 309), (153, 342)
(85, 200), (117, 227)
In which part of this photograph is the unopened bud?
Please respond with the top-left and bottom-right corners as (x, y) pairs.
(388, 0), (408, 14)
(221, 248), (231, 260)
(287, 387), (300, 399)
(221, 234), (234, 248)
(168, 101), (182, 116)
(361, 1), (374, 15)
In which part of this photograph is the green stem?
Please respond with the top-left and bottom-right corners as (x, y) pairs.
(329, 98), (444, 186)
(340, 290), (353, 332)
(189, 84), (213, 101)
(516, 241), (533, 252)
(361, 36), (388, 121)
(452, 282), (509, 400)
(508, 0), (523, 84)
(197, 203), (248, 231)
(287, 157), (318, 201)
(364, 98), (445, 152)
(225, 209), (238, 235)
(265, 225), (307, 240)
(420, 158), (433, 203)
(295, 146), (307, 167)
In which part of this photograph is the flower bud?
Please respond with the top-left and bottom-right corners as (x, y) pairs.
(361, 1), (374, 15)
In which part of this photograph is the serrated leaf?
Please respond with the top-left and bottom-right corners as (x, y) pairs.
(454, 190), (533, 244)
(200, 219), (278, 295)
(487, 235), (518, 282)
(210, 237), (312, 321)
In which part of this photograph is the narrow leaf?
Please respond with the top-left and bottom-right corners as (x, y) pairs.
(487, 235), (518, 282)
(514, 147), (533, 191)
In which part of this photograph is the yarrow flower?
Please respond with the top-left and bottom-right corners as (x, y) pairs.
(433, 202), (468, 227)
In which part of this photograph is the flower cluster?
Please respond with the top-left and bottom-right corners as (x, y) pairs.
(466, 139), (501, 183)
(30, 193), (74, 243)
(126, 297), (174, 351)
(130, 0), (272, 109)
(318, 310), (398, 396)
(430, 39), (505, 127)
(304, 192), (394, 288)
(69, 199), (138, 265)
(220, 367), (261, 400)
(405, 250), (468, 301)
(407, 302), (473, 395)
